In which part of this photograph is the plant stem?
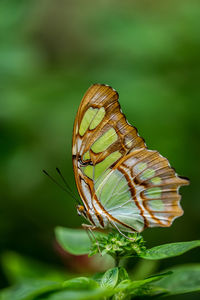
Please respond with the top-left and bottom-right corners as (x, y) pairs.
(115, 254), (120, 267)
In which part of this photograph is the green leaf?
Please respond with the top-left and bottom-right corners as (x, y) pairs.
(55, 227), (91, 255)
(113, 272), (170, 299)
(91, 272), (104, 284)
(105, 268), (130, 300)
(118, 267), (129, 282)
(116, 272), (170, 293)
(0, 280), (62, 300)
(43, 288), (111, 300)
(101, 267), (119, 288)
(63, 277), (99, 289)
(55, 227), (105, 255)
(1, 251), (68, 284)
(140, 240), (200, 260)
(151, 264), (200, 295)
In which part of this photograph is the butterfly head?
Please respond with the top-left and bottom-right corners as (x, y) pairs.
(77, 204), (87, 218)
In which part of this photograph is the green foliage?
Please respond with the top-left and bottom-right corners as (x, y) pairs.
(1, 227), (200, 299)
(140, 240), (200, 260)
(1, 252), (68, 284)
(101, 268), (119, 288)
(89, 232), (146, 261)
(55, 227), (92, 255)
(2, 259), (200, 299)
(152, 264), (200, 295)
(55, 227), (200, 263)
(113, 273), (169, 298)
(0, 265), (169, 300)
(0, 280), (62, 300)
(2, 228), (200, 299)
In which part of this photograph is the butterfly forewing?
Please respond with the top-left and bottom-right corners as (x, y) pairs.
(73, 85), (145, 166)
(72, 84), (189, 232)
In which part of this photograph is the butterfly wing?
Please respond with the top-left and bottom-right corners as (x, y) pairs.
(73, 84), (145, 166)
(94, 148), (188, 232)
(72, 84), (145, 210)
(72, 84), (189, 232)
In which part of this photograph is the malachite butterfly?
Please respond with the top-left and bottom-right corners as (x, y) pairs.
(72, 84), (189, 235)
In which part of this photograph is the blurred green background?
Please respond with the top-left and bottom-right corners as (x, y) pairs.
(0, 0), (200, 297)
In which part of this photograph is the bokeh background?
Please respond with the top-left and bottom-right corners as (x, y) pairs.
(0, 0), (200, 298)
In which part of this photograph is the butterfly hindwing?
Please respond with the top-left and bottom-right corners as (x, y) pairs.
(94, 168), (145, 232)
(114, 149), (188, 230)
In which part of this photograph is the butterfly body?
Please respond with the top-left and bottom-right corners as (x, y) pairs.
(73, 84), (189, 234)
(77, 205), (110, 229)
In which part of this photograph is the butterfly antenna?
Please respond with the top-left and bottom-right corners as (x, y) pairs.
(43, 170), (81, 205)
(55, 168), (82, 205)
(56, 167), (74, 194)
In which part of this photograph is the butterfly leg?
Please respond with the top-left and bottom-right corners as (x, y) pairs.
(82, 224), (95, 243)
(82, 224), (102, 255)
(109, 220), (136, 241)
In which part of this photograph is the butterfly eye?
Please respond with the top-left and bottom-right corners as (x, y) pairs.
(77, 205), (85, 216)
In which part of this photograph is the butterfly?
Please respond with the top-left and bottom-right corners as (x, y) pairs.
(72, 84), (189, 236)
